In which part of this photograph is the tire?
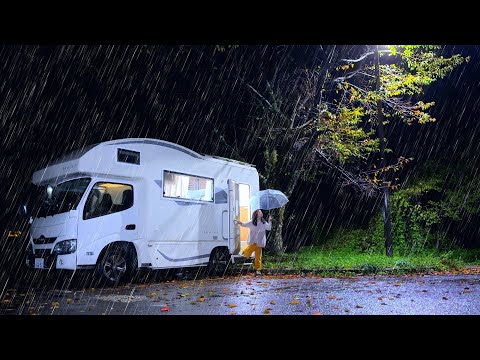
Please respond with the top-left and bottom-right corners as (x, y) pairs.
(207, 247), (230, 277)
(96, 243), (137, 285)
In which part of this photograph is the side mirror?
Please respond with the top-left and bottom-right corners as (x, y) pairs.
(69, 209), (79, 219)
(17, 204), (28, 218)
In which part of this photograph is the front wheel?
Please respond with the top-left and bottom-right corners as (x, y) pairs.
(96, 243), (136, 285)
(207, 247), (230, 277)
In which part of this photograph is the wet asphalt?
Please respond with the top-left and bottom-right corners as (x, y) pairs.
(1, 271), (479, 315)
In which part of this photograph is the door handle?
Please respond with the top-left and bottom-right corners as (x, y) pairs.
(126, 224), (136, 230)
(222, 210), (228, 240)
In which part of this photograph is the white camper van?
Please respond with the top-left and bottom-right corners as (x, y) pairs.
(26, 138), (258, 283)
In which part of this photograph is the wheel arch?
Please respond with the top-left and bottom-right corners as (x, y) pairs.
(96, 241), (138, 266)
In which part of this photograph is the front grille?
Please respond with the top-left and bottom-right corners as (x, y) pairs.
(27, 247), (57, 269)
(33, 236), (57, 244)
(34, 248), (52, 257)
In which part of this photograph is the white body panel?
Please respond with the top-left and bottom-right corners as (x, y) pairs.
(29, 138), (259, 271)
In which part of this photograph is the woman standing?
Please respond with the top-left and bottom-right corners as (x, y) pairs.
(234, 209), (272, 275)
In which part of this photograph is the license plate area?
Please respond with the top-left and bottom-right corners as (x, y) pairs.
(34, 258), (45, 269)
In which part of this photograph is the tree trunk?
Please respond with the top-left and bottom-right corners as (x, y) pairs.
(267, 206), (285, 254)
(266, 129), (321, 255)
(375, 45), (393, 257)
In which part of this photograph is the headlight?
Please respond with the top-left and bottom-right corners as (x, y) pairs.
(53, 239), (77, 255)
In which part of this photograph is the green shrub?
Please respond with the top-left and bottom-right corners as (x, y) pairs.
(439, 251), (460, 269)
(394, 259), (410, 268)
(315, 163), (480, 256)
(361, 263), (379, 274)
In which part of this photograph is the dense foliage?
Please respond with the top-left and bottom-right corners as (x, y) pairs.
(320, 163), (480, 254)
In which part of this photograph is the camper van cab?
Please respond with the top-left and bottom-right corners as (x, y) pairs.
(26, 138), (258, 283)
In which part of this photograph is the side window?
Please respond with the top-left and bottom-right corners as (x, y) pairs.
(117, 148), (140, 165)
(83, 182), (134, 220)
(163, 171), (214, 202)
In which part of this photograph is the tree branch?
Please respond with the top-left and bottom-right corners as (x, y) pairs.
(245, 83), (273, 109)
(341, 51), (374, 63)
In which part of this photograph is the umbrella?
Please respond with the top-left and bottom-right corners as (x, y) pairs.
(249, 189), (289, 211)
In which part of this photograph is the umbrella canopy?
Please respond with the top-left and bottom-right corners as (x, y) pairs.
(249, 189), (289, 211)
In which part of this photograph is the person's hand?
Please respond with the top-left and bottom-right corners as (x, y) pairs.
(268, 215), (272, 222)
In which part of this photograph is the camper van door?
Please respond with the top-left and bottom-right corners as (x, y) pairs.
(228, 179), (241, 254)
(76, 181), (139, 265)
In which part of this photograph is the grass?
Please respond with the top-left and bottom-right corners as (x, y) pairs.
(262, 247), (480, 275)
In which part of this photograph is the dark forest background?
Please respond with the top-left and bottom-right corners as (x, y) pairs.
(1, 45), (480, 277)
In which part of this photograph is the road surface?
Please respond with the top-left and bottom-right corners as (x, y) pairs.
(1, 271), (479, 315)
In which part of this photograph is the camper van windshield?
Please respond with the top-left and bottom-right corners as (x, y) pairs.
(36, 178), (91, 217)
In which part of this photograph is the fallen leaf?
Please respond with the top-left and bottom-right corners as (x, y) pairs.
(66, 298), (73, 304)
(197, 297), (205, 302)
(312, 312), (323, 315)
(356, 305), (364, 309)
(246, 281), (252, 285)
(380, 302), (386, 305)
(344, 309), (350, 313)
(263, 309), (270, 315)
(228, 304), (237, 308)
(389, 298), (395, 300)
(230, 312), (236, 315)
(181, 293), (190, 297)
(0, 299), (12, 304)
(149, 292), (158, 297)
(421, 290), (428, 293)
(463, 289), (471, 294)
(289, 300), (300, 305)
(328, 295), (335, 299)
(336, 298), (344, 301)
(270, 300), (276, 305)
(332, 306), (339, 310)
(161, 306), (170, 312)
(51, 302), (60, 309)
(418, 281), (424, 285)
(442, 297), (448, 300)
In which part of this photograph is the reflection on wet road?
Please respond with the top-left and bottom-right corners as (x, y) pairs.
(1, 273), (479, 315)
